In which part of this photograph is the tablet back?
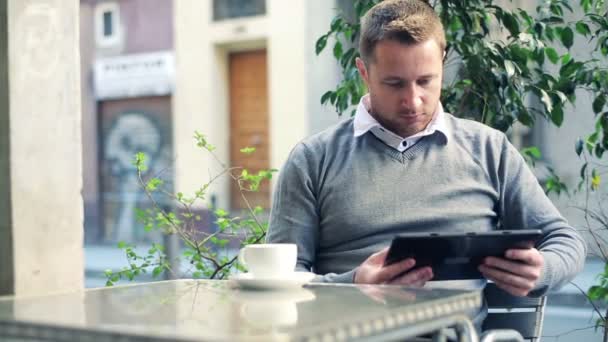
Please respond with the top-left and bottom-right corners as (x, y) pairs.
(384, 229), (543, 280)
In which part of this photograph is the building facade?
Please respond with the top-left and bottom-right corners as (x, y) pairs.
(80, 0), (175, 245)
(80, 0), (343, 246)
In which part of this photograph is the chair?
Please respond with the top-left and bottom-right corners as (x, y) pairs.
(481, 282), (548, 342)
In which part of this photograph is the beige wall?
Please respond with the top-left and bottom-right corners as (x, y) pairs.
(79, 2), (100, 234)
(0, 0), (12, 295)
(0, 0), (83, 295)
(174, 0), (340, 210)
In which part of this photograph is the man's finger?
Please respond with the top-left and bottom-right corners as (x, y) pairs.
(367, 247), (390, 263)
(376, 258), (416, 283)
(504, 248), (543, 266)
(483, 257), (540, 280)
(388, 266), (433, 286)
(479, 264), (534, 291)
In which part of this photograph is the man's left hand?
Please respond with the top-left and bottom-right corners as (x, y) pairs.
(478, 248), (544, 297)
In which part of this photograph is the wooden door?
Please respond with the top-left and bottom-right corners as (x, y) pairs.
(229, 50), (270, 210)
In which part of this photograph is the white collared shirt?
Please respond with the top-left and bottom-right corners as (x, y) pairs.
(353, 94), (449, 151)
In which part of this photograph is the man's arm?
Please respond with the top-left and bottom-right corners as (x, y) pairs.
(481, 135), (587, 297)
(266, 143), (355, 282)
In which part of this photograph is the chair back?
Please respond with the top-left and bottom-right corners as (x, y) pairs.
(482, 283), (547, 342)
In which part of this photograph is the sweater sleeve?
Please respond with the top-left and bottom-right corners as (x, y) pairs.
(266, 143), (356, 283)
(496, 135), (587, 296)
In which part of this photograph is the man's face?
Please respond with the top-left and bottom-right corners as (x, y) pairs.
(356, 39), (444, 138)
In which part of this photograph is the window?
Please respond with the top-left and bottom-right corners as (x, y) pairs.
(102, 11), (113, 37)
(213, 0), (266, 21)
(95, 2), (121, 47)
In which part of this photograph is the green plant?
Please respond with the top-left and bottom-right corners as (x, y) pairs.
(104, 131), (276, 286)
(317, 0), (608, 338)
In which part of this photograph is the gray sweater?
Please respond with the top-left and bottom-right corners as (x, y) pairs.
(267, 115), (586, 296)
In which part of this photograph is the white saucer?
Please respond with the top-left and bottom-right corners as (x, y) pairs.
(234, 287), (316, 303)
(230, 272), (316, 290)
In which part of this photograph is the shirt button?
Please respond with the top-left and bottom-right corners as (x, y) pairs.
(402, 141), (408, 147)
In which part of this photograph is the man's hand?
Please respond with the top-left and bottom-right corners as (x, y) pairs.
(479, 248), (544, 297)
(354, 247), (433, 286)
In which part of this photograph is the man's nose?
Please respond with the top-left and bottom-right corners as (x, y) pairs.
(400, 85), (422, 110)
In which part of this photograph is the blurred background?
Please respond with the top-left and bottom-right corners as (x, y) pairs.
(78, 1), (604, 340)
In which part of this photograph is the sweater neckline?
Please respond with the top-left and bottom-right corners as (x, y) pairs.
(366, 131), (444, 163)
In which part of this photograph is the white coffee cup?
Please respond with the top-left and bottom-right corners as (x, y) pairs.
(238, 243), (297, 278)
(241, 301), (298, 327)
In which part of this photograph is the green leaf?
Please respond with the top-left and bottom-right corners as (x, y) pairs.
(152, 266), (163, 278)
(321, 91), (333, 104)
(587, 132), (599, 153)
(576, 22), (591, 36)
(592, 169), (601, 190)
(117, 241), (127, 249)
(580, 163), (588, 179)
(315, 35), (328, 55)
(193, 131), (216, 151)
(132, 152), (148, 172)
(152, 243), (164, 252)
(215, 209), (228, 217)
(553, 91), (568, 105)
(330, 16), (343, 31)
(560, 60), (582, 78)
(504, 60), (516, 77)
(502, 12), (520, 37)
(517, 108), (534, 127)
(589, 285), (602, 299)
(522, 146), (542, 159)
(146, 178), (163, 191)
(551, 106), (564, 126)
(544, 47), (559, 64)
(575, 138), (584, 156)
(595, 145), (605, 158)
(593, 96), (606, 114)
(540, 89), (553, 113)
(240, 147), (256, 155)
(333, 41), (343, 59)
(344, 27), (354, 42)
(560, 27), (574, 49)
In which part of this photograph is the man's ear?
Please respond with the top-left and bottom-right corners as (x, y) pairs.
(355, 57), (370, 84)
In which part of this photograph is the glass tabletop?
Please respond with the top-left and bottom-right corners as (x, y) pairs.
(0, 280), (481, 341)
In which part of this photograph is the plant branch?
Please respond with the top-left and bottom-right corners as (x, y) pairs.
(571, 281), (605, 320)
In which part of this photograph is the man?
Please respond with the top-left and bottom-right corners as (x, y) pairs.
(266, 0), (586, 326)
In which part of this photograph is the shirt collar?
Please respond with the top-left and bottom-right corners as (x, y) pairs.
(353, 94), (449, 150)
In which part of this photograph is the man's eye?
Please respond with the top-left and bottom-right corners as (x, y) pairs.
(385, 82), (403, 88)
(418, 79), (431, 86)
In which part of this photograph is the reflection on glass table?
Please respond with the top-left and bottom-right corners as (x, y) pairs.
(0, 280), (482, 341)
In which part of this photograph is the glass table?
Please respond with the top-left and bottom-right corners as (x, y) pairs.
(0, 280), (482, 341)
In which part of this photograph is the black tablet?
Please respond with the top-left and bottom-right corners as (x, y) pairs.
(383, 229), (543, 281)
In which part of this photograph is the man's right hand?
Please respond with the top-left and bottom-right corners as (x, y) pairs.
(354, 247), (434, 286)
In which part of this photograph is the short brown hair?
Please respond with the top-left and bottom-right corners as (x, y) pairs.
(359, 0), (446, 63)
